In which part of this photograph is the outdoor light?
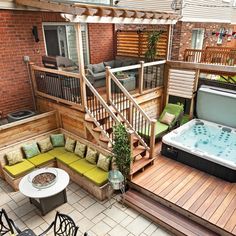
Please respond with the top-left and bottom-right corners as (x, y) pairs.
(32, 26), (39, 42)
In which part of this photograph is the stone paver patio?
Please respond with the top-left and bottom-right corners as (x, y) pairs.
(0, 178), (172, 236)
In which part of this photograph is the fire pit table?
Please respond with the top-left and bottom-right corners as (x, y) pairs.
(19, 168), (69, 215)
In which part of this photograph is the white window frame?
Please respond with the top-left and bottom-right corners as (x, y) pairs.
(42, 22), (90, 65)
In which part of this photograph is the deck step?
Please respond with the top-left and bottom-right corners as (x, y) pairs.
(124, 190), (217, 236)
(132, 145), (146, 158)
(130, 155), (155, 176)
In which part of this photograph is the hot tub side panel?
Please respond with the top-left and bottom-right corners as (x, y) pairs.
(161, 143), (236, 182)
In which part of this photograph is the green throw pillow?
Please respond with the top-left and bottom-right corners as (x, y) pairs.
(85, 147), (98, 165)
(38, 137), (53, 153)
(74, 141), (87, 158)
(65, 137), (76, 153)
(50, 134), (65, 147)
(5, 150), (24, 166)
(22, 143), (40, 159)
(97, 153), (110, 172)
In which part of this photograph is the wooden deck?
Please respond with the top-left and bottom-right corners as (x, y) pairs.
(130, 143), (236, 236)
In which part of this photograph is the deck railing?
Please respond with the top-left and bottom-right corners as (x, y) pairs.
(31, 65), (84, 110)
(184, 47), (236, 66)
(106, 61), (166, 158)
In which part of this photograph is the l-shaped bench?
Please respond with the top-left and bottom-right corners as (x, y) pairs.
(0, 128), (113, 201)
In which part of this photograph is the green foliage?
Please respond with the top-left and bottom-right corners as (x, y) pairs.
(113, 124), (131, 181)
(145, 30), (163, 62)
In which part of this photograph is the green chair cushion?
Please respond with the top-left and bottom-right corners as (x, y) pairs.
(56, 152), (81, 165)
(69, 159), (96, 175)
(28, 153), (55, 167)
(50, 134), (65, 147)
(4, 159), (35, 178)
(48, 147), (67, 156)
(84, 167), (108, 186)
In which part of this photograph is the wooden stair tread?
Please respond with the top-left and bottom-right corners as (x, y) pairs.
(124, 190), (217, 236)
(99, 134), (110, 143)
(130, 156), (155, 175)
(132, 145), (146, 158)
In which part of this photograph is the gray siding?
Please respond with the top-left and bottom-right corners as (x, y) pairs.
(117, 0), (174, 12)
(182, 0), (232, 22)
(231, 8), (236, 23)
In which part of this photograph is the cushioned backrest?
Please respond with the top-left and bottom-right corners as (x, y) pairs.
(159, 103), (184, 125)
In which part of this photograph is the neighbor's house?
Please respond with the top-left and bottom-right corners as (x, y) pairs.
(118, 0), (236, 60)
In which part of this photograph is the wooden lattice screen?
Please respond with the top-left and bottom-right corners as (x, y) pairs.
(116, 30), (168, 59)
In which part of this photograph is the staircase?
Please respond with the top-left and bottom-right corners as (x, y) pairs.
(82, 74), (156, 178)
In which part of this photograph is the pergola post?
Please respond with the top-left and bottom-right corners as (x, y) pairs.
(75, 23), (87, 110)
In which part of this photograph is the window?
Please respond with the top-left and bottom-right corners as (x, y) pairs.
(191, 29), (205, 49)
(43, 24), (90, 65)
(233, 0), (236, 7)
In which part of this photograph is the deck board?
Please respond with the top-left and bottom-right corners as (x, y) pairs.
(131, 143), (236, 235)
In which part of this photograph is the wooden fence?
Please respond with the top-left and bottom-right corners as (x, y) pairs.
(116, 30), (168, 59)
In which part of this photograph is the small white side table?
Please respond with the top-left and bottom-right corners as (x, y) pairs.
(19, 168), (70, 215)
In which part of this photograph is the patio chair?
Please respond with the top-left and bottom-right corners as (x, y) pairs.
(0, 208), (21, 235)
(139, 103), (184, 141)
(39, 212), (81, 236)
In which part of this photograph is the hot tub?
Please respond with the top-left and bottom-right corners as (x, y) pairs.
(161, 85), (236, 182)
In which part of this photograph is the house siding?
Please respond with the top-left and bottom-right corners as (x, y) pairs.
(117, 0), (174, 12)
(182, 0), (232, 23)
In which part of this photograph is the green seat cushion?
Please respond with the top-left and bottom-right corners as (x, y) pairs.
(28, 153), (55, 167)
(56, 152), (81, 165)
(69, 159), (96, 175)
(155, 121), (169, 137)
(84, 168), (108, 186)
(4, 159), (35, 178)
(138, 121), (168, 139)
(48, 147), (67, 156)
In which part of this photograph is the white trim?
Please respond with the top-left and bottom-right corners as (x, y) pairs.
(61, 14), (177, 25)
(181, 17), (232, 23)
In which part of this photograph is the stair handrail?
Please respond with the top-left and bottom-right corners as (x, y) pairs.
(108, 71), (157, 157)
(82, 74), (121, 144)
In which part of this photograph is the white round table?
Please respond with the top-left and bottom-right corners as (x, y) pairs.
(19, 167), (70, 215)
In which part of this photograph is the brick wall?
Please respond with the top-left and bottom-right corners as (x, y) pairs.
(0, 10), (65, 117)
(171, 21), (232, 60)
(88, 23), (115, 64)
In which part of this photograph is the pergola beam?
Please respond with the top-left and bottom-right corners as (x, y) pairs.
(15, 0), (180, 24)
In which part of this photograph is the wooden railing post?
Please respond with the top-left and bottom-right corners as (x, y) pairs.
(149, 119), (156, 159)
(127, 102), (133, 126)
(28, 62), (37, 111)
(138, 61), (144, 94)
(106, 66), (111, 104)
(128, 130), (134, 173)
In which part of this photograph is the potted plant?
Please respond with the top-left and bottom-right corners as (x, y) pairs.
(112, 123), (132, 187)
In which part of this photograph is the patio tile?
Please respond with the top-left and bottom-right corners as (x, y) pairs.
(14, 202), (35, 217)
(67, 192), (81, 204)
(91, 221), (111, 236)
(68, 182), (80, 192)
(69, 209), (84, 223)
(126, 215), (151, 235)
(73, 202), (85, 212)
(0, 191), (11, 206)
(144, 223), (158, 235)
(75, 188), (88, 198)
(80, 195), (96, 209)
(102, 216), (117, 228)
(124, 207), (140, 218)
(151, 228), (172, 236)
(78, 217), (95, 233)
(108, 224), (129, 236)
(82, 202), (105, 220)
(120, 215), (134, 227)
(7, 200), (18, 211)
(103, 205), (128, 223)
(92, 213), (106, 224)
(25, 214), (46, 229)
